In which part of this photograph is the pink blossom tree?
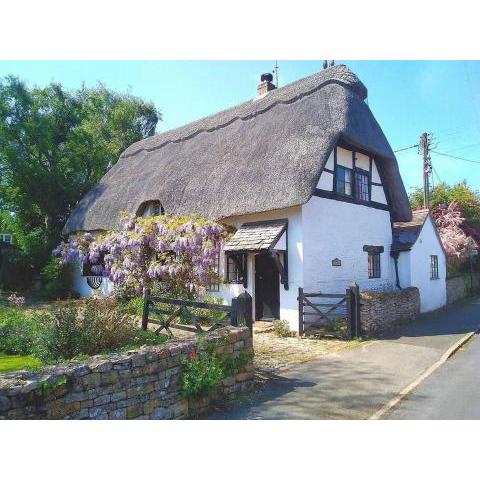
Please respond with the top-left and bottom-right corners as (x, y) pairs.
(430, 202), (473, 258)
(53, 213), (225, 296)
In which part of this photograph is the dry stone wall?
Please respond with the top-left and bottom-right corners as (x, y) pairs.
(360, 287), (420, 336)
(446, 273), (480, 304)
(0, 326), (253, 420)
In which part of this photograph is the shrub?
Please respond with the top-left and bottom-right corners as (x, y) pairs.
(41, 298), (139, 361)
(116, 296), (144, 317)
(0, 298), (170, 368)
(222, 350), (254, 377)
(117, 329), (169, 352)
(180, 349), (225, 399)
(40, 257), (73, 300)
(0, 307), (45, 356)
(179, 341), (253, 399)
(272, 319), (295, 337)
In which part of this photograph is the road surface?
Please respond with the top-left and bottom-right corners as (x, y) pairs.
(387, 332), (480, 420)
(208, 298), (480, 419)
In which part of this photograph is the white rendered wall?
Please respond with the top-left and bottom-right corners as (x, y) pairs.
(396, 251), (412, 288)
(302, 196), (394, 294)
(316, 150), (334, 190)
(71, 260), (114, 297)
(409, 216), (447, 312)
(371, 185), (387, 204)
(217, 206), (303, 330)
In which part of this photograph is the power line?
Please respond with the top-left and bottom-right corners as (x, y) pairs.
(443, 142), (480, 155)
(432, 164), (442, 184)
(430, 149), (480, 165)
(394, 144), (419, 153)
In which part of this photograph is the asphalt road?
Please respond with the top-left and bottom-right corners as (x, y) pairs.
(388, 332), (480, 420)
(208, 298), (480, 420)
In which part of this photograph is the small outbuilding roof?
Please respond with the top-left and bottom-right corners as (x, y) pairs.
(63, 64), (412, 235)
(392, 209), (429, 252)
(224, 219), (287, 252)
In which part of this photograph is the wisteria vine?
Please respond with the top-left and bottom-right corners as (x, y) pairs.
(53, 213), (225, 295)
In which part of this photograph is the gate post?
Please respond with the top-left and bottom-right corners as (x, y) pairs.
(349, 282), (361, 337)
(346, 286), (353, 339)
(231, 292), (253, 335)
(298, 287), (304, 337)
(141, 288), (150, 331)
(230, 296), (239, 327)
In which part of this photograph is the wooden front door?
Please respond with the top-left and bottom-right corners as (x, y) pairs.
(255, 253), (280, 321)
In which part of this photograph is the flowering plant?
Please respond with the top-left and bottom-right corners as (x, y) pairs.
(7, 293), (26, 307)
(53, 213), (225, 295)
(431, 202), (473, 258)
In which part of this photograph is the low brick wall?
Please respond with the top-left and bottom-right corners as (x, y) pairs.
(446, 273), (480, 304)
(0, 326), (253, 420)
(360, 287), (420, 336)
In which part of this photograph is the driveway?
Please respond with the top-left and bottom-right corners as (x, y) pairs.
(208, 297), (480, 420)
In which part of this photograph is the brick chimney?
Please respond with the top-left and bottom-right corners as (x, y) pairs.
(257, 73), (276, 97)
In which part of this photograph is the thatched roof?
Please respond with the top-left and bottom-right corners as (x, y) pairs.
(63, 64), (411, 235)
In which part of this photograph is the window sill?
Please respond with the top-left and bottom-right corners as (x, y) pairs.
(334, 191), (370, 204)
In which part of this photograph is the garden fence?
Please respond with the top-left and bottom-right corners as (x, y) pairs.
(141, 290), (253, 337)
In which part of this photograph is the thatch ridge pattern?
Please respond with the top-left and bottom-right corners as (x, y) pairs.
(121, 66), (368, 159)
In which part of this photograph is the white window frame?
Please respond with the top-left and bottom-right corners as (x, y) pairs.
(0, 234), (12, 244)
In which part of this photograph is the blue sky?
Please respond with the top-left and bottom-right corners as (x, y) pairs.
(1, 60), (479, 194)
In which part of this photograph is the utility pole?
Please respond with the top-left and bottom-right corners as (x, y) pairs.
(419, 132), (432, 209)
(273, 61), (279, 87)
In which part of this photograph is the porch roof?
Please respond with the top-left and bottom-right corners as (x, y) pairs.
(224, 219), (287, 252)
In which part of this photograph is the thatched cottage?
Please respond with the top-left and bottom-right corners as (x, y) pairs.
(63, 64), (446, 329)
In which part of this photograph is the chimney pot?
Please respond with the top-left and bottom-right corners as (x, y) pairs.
(257, 73), (276, 97)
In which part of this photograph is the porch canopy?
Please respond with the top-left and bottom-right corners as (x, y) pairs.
(224, 219), (287, 252)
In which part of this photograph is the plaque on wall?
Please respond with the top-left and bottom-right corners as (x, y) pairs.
(332, 258), (342, 267)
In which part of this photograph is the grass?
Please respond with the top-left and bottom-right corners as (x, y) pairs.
(0, 353), (42, 373)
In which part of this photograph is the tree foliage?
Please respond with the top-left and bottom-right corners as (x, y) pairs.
(54, 213), (225, 296)
(410, 182), (480, 224)
(0, 76), (160, 274)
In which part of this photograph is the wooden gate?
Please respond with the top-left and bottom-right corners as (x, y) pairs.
(141, 290), (253, 337)
(298, 283), (361, 339)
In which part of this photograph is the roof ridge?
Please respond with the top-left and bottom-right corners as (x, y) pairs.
(121, 65), (367, 160)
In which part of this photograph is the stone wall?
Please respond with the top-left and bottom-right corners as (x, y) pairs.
(360, 287), (420, 336)
(0, 326), (253, 420)
(446, 273), (480, 304)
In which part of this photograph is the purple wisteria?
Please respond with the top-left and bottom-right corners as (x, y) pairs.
(54, 214), (225, 295)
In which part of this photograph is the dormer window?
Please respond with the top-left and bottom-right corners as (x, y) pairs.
(334, 158), (370, 201)
(335, 166), (352, 196)
(137, 200), (164, 218)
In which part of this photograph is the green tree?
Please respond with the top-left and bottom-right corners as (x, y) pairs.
(0, 76), (160, 276)
(409, 181), (480, 224)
